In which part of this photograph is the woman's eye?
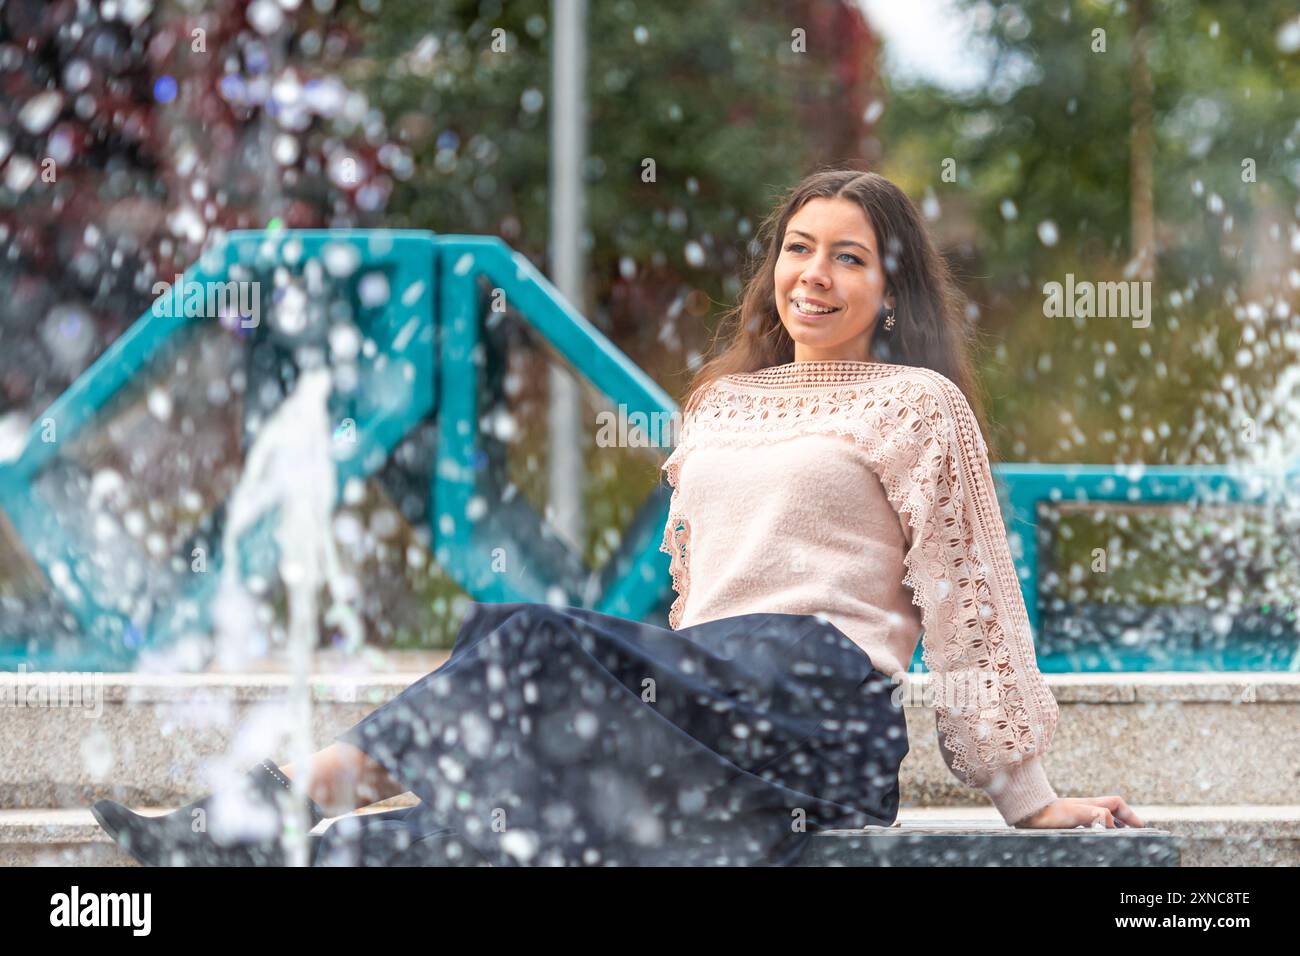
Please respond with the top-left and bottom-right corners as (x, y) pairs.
(784, 242), (861, 265)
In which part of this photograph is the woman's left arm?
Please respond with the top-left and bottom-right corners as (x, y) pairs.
(899, 375), (1145, 829)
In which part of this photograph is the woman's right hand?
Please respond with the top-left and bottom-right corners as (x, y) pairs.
(1014, 796), (1146, 829)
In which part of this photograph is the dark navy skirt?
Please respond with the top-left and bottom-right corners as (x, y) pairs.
(316, 602), (909, 866)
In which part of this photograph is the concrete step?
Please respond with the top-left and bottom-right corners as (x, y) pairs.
(810, 806), (1300, 866)
(4, 804), (1294, 867)
(0, 795), (420, 867)
(3, 669), (1297, 810)
(902, 672), (1300, 811)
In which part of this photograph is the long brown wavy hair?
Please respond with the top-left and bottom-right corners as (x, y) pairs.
(681, 167), (998, 459)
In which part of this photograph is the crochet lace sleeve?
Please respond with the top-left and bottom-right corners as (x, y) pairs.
(881, 375), (1061, 826)
(659, 441), (691, 630)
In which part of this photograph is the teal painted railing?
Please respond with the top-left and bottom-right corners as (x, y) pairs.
(997, 462), (1298, 634)
(0, 229), (677, 670)
(993, 462), (1298, 671)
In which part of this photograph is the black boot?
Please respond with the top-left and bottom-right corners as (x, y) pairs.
(91, 759), (328, 867)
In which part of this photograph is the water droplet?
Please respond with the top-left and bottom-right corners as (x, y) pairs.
(274, 283), (309, 334)
(460, 711), (494, 757)
(401, 280), (426, 306)
(247, 0), (285, 35)
(321, 242), (361, 278)
(357, 271), (390, 308)
(80, 726), (114, 781)
(64, 60), (93, 92)
(4, 156), (37, 192)
(304, 77), (346, 117)
(1277, 16), (1300, 53)
(153, 75), (178, 104)
(520, 88), (544, 113)
(329, 323), (361, 361)
(19, 91), (63, 134)
(124, 510), (146, 537)
(922, 190), (941, 220)
(147, 388), (173, 421)
(501, 829), (539, 862)
(272, 133), (300, 165)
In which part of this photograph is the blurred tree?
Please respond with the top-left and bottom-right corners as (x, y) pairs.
(878, 0), (1300, 470)
(0, 0), (405, 417)
(347, 0), (883, 392)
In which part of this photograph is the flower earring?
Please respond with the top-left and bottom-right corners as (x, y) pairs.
(883, 307), (896, 331)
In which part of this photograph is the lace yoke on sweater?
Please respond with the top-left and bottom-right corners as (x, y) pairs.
(658, 359), (1061, 825)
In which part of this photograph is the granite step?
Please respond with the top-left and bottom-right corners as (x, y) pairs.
(4, 805), (1295, 867)
(2, 670), (1297, 810)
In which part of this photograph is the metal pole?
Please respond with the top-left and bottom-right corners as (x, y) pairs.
(547, 0), (588, 568)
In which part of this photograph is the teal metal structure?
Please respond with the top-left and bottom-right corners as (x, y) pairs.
(0, 229), (678, 670)
(997, 461), (1299, 634)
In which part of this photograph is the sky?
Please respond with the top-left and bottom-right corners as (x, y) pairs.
(856, 0), (991, 91)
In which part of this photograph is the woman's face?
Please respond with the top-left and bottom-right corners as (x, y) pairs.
(773, 196), (893, 363)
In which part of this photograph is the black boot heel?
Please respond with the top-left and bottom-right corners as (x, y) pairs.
(91, 759), (328, 867)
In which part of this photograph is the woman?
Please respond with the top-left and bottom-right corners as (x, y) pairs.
(91, 168), (1144, 867)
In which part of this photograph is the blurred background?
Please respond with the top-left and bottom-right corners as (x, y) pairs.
(1, 0), (1298, 670)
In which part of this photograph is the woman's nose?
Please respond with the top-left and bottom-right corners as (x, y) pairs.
(800, 265), (832, 287)
(800, 260), (831, 286)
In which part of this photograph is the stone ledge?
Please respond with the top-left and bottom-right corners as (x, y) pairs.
(1043, 672), (1300, 704)
(0, 672), (427, 705)
(801, 806), (1183, 866)
(5, 673), (1299, 808)
(891, 805), (1300, 837)
(3, 805), (1296, 867)
(3, 670), (1297, 704)
(802, 829), (1179, 866)
(0, 800), (411, 844)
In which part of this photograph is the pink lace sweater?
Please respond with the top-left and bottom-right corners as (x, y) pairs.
(659, 359), (1060, 826)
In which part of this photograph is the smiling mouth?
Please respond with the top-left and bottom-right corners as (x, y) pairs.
(791, 299), (842, 318)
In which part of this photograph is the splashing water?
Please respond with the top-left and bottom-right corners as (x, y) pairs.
(212, 365), (362, 865)
(1217, 356), (1300, 671)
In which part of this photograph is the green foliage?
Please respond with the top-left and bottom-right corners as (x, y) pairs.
(879, 0), (1299, 467)
(347, 0), (829, 371)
